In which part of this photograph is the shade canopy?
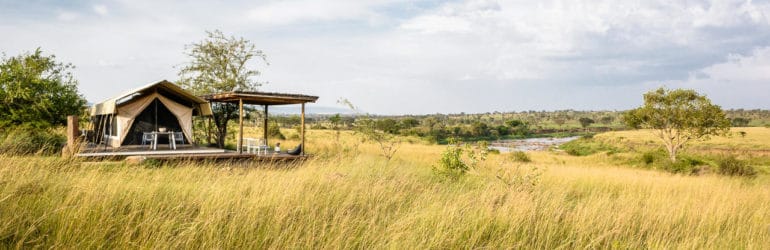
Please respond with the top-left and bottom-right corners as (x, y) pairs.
(91, 80), (212, 116)
(200, 91), (318, 106)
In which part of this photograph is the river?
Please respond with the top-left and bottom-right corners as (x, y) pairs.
(488, 136), (581, 152)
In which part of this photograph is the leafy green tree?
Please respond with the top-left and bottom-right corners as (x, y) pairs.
(731, 117), (751, 127)
(471, 121), (490, 137)
(623, 88), (730, 162)
(578, 117), (595, 130)
(178, 30), (267, 147)
(0, 49), (85, 128)
(599, 116), (614, 125)
(401, 118), (419, 129)
(506, 119), (524, 127)
(552, 115), (567, 130)
(506, 119), (529, 136)
(375, 118), (400, 134)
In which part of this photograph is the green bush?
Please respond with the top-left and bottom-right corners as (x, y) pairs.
(661, 156), (705, 175)
(268, 122), (285, 140)
(641, 152), (656, 165)
(0, 126), (65, 155)
(511, 151), (531, 163)
(639, 150), (667, 166)
(560, 138), (619, 156)
(434, 144), (468, 179)
(716, 155), (756, 177)
(434, 140), (488, 180)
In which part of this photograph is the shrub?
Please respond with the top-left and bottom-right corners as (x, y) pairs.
(661, 156), (705, 175)
(641, 151), (662, 165)
(511, 151), (531, 163)
(435, 144), (467, 179)
(716, 155), (756, 177)
(560, 138), (619, 156)
(0, 126), (65, 155)
(434, 139), (488, 180)
(268, 123), (285, 139)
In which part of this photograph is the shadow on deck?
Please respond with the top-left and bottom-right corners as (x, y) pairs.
(76, 144), (309, 162)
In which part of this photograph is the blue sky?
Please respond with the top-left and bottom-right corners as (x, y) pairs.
(1, 0), (769, 114)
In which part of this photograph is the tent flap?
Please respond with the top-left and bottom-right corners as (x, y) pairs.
(115, 92), (194, 146)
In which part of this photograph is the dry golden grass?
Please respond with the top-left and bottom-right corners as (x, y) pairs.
(1, 129), (769, 248)
(596, 127), (770, 151)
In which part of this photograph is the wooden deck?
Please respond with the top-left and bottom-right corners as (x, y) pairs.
(76, 144), (309, 162)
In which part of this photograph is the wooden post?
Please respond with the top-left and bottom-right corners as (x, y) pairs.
(66, 115), (79, 146)
(238, 98), (244, 154)
(207, 116), (212, 145)
(263, 105), (269, 146)
(301, 103), (306, 155)
(66, 115), (79, 154)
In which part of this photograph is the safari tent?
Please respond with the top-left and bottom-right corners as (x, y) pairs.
(89, 80), (212, 147)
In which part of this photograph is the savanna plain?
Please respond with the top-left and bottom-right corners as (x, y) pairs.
(1, 128), (769, 249)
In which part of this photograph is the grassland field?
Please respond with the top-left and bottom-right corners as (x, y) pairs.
(1, 127), (769, 248)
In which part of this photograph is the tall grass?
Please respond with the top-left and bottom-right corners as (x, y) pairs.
(0, 130), (769, 248)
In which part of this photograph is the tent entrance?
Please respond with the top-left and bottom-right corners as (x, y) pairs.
(122, 99), (185, 145)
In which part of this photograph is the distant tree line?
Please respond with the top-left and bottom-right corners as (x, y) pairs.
(296, 108), (770, 144)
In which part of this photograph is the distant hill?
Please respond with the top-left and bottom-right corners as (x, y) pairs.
(268, 105), (359, 115)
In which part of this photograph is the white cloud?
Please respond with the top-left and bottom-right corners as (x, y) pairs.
(93, 5), (109, 16)
(56, 10), (79, 21)
(657, 46), (770, 109)
(3, 0), (770, 114)
(246, 0), (391, 26)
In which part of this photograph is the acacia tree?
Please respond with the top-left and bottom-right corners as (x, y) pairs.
(623, 88), (730, 162)
(0, 49), (85, 128)
(178, 30), (267, 147)
(578, 117), (594, 131)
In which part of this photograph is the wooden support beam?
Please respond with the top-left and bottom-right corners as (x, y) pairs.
(301, 103), (306, 155)
(263, 105), (269, 146)
(238, 98), (244, 154)
(66, 115), (79, 151)
(207, 116), (212, 145)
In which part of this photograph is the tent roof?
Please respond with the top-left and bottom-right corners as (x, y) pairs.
(90, 80), (212, 116)
(200, 91), (319, 105)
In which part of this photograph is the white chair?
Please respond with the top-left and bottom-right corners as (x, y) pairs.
(142, 132), (155, 149)
(102, 132), (111, 146)
(256, 139), (269, 155)
(243, 138), (256, 154)
(173, 132), (184, 149)
(243, 138), (269, 154)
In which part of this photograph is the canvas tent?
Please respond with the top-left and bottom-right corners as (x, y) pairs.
(90, 80), (212, 147)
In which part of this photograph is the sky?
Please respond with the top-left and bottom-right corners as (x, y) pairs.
(1, 0), (769, 115)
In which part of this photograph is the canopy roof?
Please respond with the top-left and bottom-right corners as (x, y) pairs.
(90, 80), (212, 116)
(200, 91), (319, 105)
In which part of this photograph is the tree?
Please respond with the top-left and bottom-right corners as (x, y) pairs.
(375, 118), (400, 134)
(623, 88), (730, 162)
(552, 115), (567, 131)
(599, 116), (614, 125)
(731, 117), (751, 127)
(178, 30), (267, 147)
(0, 49), (85, 128)
(401, 118), (419, 129)
(578, 117), (595, 130)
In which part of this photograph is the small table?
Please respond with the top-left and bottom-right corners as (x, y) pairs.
(150, 131), (177, 150)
